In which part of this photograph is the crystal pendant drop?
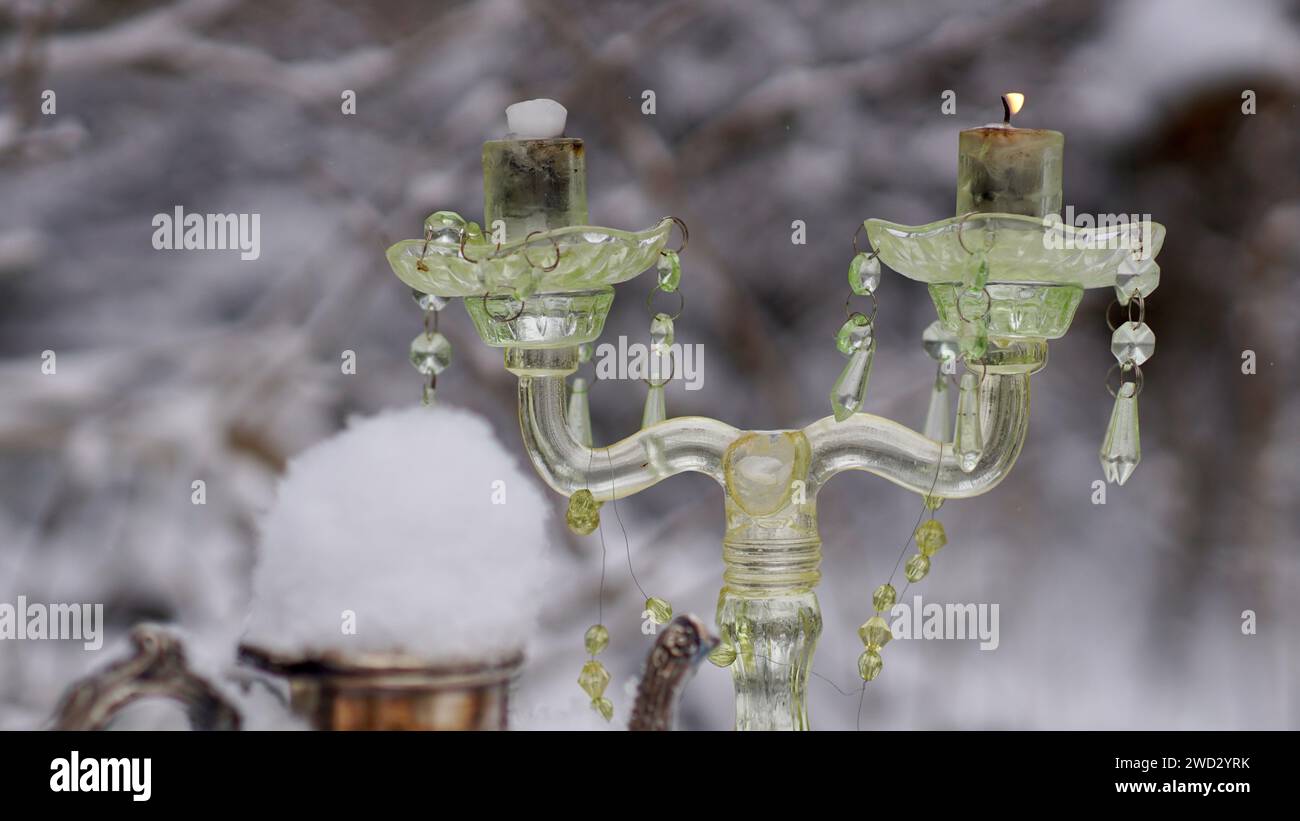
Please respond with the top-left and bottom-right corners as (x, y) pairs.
(904, 553), (930, 582)
(923, 369), (952, 442)
(591, 697), (614, 721)
(650, 312), (675, 352)
(578, 660), (610, 699)
(914, 519), (947, 556)
(642, 382), (666, 428)
(423, 210), (467, 245)
(565, 490), (601, 536)
(409, 332), (452, 375)
(657, 251), (681, 293)
(835, 314), (874, 355)
(708, 642), (737, 667)
(1115, 256), (1160, 304)
(1100, 381), (1141, 485)
(829, 343), (875, 422)
(857, 616), (894, 649)
(584, 624), (609, 656)
(953, 371), (983, 473)
(1111, 322), (1155, 366)
(567, 377), (593, 446)
(645, 596), (673, 624)
(857, 649), (884, 682)
(922, 320), (959, 364)
(411, 289), (447, 312)
(872, 583), (897, 613)
(848, 253), (881, 295)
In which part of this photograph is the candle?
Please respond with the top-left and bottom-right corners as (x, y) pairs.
(955, 93), (1063, 218)
(483, 99), (588, 240)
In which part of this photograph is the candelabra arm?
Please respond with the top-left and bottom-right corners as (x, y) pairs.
(517, 373), (737, 500)
(806, 372), (1031, 497)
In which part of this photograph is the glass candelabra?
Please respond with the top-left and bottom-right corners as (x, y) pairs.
(387, 126), (1163, 731)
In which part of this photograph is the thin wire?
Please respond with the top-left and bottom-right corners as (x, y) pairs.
(608, 449), (646, 599)
(589, 445), (606, 632)
(740, 650), (864, 697)
(857, 682), (867, 731)
(887, 447), (944, 585)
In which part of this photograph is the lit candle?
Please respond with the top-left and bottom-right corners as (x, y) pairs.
(956, 93), (1063, 219)
(483, 99), (588, 240)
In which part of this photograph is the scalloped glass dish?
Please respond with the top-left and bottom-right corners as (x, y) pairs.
(864, 213), (1165, 288)
(387, 218), (674, 297)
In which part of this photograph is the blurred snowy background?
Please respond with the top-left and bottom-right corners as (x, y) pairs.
(1, 0), (1298, 730)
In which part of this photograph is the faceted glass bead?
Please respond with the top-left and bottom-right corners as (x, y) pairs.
(411, 289), (447, 313)
(565, 489), (601, 536)
(922, 320), (959, 364)
(849, 253), (881, 296)
(409, 332), (452, 376)
(923, 494), (944, 511)
(857, 615), (894, 649)
(657, 250), (681, 293)
(577, 342), (593, 364)
(829, 344), (874, 421)
(962, 253), (989, 292)
(650, 312), (674, 352)
(835, 314), (874, 356)
(584, 624), (609, 656)
(857, 649), (883, 682)
(708, 642), (737, 667)
(1111, 322), (1155, 366)
(645, 596), (673, 625)
(578, 660), (610, 699)
(954, 372), (984, 473)
(424, 210), (467, 245)
(591, 697), (614, 722)
(914, 519), (947, 556)
(904, 553), (931, 583)
(1100, 381), (1140, 485)
(872, 583), (897, 613)
(1115, 256), (1160, 305)
(464, 221), (484, 240)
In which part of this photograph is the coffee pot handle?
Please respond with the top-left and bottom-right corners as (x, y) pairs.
(50, 624), (241, 731)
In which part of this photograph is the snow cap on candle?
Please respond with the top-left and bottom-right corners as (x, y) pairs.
(506, 98), (568, 139)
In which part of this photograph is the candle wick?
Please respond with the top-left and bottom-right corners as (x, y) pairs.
(1001, 95), (1012, 125)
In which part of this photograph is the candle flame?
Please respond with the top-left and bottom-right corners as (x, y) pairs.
(1002, 92), (1025, 117)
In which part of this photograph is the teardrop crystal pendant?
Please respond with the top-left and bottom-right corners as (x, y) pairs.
(953, 371), (983, 473)
(830, 343), (875, 422)
(1100, 381), (1141, 485)
(923, 368), (952, 442)
(567, 377), (593, 446)
(642, 381), (666, 428)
